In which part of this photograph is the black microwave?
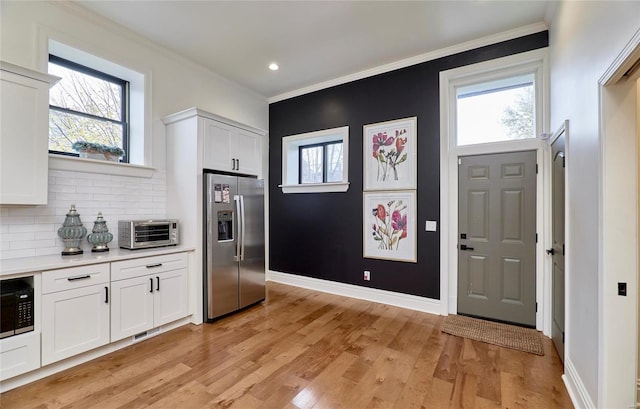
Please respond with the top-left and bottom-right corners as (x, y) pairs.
(1, 278), (34, 339)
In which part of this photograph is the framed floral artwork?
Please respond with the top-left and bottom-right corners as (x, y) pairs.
(363, 190), (416, 263)
(363, 117), (417, 191)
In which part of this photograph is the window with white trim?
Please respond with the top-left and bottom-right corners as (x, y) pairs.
(280, 126), (349, 193)
(46, 39), (149, 173)
(48, 55), (130, 162)
(446, 50), (546, 149)
(457, 73), (535, 146)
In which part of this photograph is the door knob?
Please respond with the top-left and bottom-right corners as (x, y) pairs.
(460, 244), (474, 251)
(546, 248), (555, 255)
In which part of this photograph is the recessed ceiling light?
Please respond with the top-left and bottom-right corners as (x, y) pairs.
(269, 63), (279, 71)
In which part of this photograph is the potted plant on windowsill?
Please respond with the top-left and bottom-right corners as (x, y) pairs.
(71, 141), (125, 162)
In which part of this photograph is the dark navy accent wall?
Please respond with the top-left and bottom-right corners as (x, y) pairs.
(269, 32), (548, 299)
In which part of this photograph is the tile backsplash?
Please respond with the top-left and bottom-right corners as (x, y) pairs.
(0, 169), (166, 260)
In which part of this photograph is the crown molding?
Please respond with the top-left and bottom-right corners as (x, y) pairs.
(268, 22), (548, 103)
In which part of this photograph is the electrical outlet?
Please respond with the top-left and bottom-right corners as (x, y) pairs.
(364, 270), (371, 281)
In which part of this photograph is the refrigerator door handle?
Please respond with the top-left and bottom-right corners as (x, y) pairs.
(240, 195), (246, 261)
(234, 195), (241, 262)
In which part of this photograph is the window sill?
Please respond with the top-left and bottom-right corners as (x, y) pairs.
(279, 182), (350, 194)
(48, 154), (155, 178)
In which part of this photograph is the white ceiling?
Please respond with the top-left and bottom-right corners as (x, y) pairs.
(74, 1), (554, 100)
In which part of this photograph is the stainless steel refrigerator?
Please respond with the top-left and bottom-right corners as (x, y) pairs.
(204, 172), (265, 321)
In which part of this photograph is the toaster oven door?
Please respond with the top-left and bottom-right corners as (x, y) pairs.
(134, 223), (172, 247)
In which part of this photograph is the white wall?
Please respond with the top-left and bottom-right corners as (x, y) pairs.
(549, 2), (640, 407)
(0, 1), (268, 259)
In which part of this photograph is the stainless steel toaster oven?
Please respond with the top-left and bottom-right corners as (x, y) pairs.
(118, 220), (179, 249)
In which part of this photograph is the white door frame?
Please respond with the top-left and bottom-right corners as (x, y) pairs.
(439, 48), (551, 334)
(598, 27), (640, 408)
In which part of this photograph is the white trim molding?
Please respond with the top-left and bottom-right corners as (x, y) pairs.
(564, 358), (597, 409)
(439, 48), (550, 331)
(267, 270), (441, 316)
(48, 154), (155, 178)
(269, 22), (548, 103)
(280, 126), (349, 193)
(597, 34), (640, 408)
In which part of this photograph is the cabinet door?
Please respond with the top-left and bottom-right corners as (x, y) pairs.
(233, 129), (261, 176)
(203, 119), (234, 172)
(42, 284), (110, 366)
(0, 70), (50, 205)
(153, 268), (188, 327)
(110, 276), (154, 342)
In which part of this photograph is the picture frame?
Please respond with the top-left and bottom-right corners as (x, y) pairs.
(363, 190), (417, 263)
(363, 117), (417, 191)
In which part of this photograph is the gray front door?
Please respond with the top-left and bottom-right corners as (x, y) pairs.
(550, 131), (566, 362)
(458, 151), (537, 326)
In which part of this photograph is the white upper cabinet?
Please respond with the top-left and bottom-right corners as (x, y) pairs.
(203, 119), (234, 172)
(164, 108), (265, 177)
(233, 128), (261, 176)
(202, 117), (261, 175)
(0, 62), (59, 205)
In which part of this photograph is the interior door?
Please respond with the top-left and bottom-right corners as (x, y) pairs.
(458, 151), (537, 326)
(550, 129), (566, 362)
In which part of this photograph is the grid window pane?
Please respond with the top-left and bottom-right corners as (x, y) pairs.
(49, 62), (122, 121)
(49, 109), (124, 154)
(300, 146), (324, 183)
(48, 55), (128, 161)
(456, 74), (535, 146)
(326, 142), (343, 182)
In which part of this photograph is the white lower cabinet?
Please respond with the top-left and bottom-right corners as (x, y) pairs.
(41, 276), (110, 366)
(110, 253), (188, 342)
(110, 275), (154, 341)
(0, 332), (40, 381)
(1, 251), (190, 385)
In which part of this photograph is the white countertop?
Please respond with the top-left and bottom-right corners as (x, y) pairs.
(0, 245), (195, 277)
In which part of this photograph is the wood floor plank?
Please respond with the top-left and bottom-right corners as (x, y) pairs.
(1, 282), (573, 409)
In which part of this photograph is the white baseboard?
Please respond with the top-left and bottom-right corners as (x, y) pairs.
(267, 270), (442, 315)
(563, 357), (596, 409)
(0, 317), (191, 393)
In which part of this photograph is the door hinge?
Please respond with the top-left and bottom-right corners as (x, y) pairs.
(458, 158), (462, 165)
(536, 302), (538, 312)
(535, 233), (538, 243)
(563, 157), (566, 168)
(562, 331), (565, 343)
(563, 244), (565, 255)
(536, 163), (539, 174)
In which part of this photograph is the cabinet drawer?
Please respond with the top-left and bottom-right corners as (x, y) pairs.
(111, 252), (188, 282)
(42, 264), (109, 294)
(0, 331), (40, 381)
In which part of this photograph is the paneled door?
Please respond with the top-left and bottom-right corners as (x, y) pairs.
(458, 151), (537, 326)
(550, 129), (566, 362)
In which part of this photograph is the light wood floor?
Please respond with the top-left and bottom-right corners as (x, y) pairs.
(1, 282), (573, 409)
